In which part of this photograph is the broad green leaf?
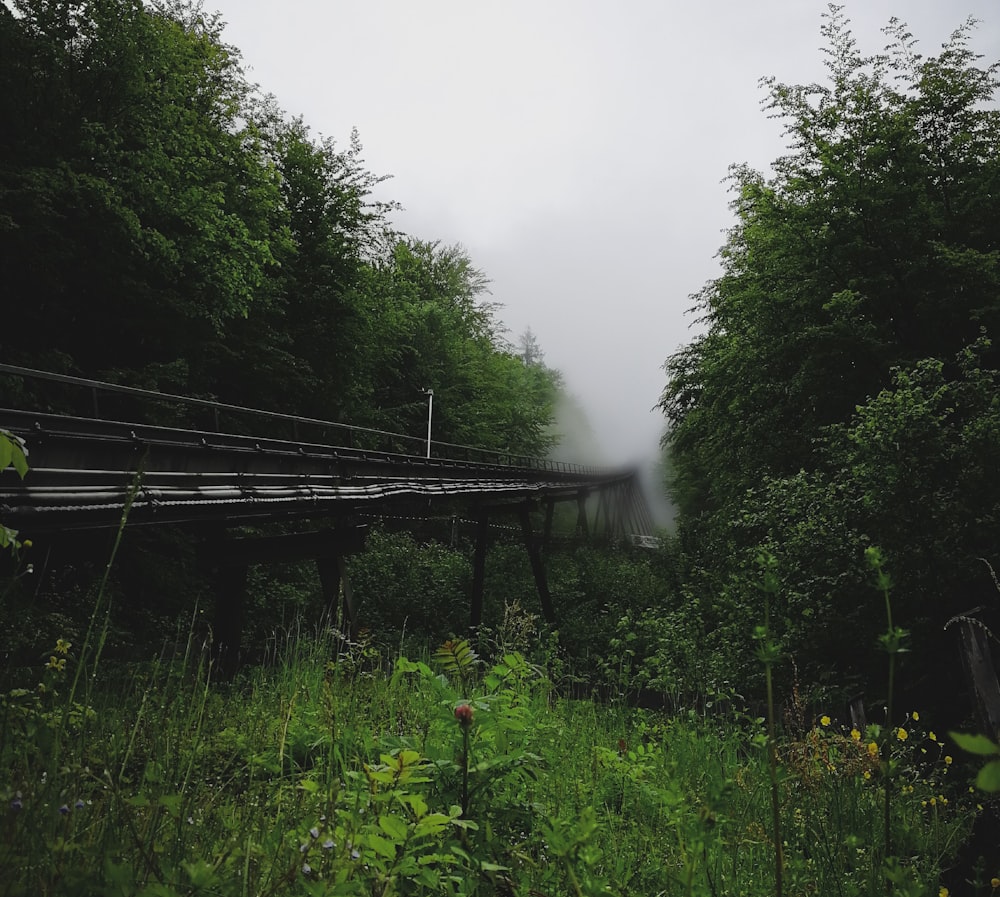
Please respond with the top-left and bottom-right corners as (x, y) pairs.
(949, 731), (1000, 756)
(366, 833), (397, 859)
(976, 760), (1000, 792)
(11, 442), (27, 478)
(378, 814), (408, 841)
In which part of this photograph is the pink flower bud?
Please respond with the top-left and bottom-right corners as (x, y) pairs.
(454, 703), (474, 727)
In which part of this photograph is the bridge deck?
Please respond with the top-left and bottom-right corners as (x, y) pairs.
(0, 408), (638, 532)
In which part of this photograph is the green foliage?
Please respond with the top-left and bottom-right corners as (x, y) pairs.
(0, 0), (562, 459)
(0, 621), (976, 896)
(0, 429), (29, 553)
(658, 7), (1000, 704)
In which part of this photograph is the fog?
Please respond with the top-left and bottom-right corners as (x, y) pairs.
(209, 0), (1000, 482)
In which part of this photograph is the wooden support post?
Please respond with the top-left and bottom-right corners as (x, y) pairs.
(848, 694), (867, 732)
(317, 555), (359, 640)
(542, 498), (555, 550)
(956, 615), (1000, 741)
(470, 514), (490, 631)
(518, 506), (557, 625)
(211, 563), (248, 678)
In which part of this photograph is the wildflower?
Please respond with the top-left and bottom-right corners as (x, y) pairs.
(990, 877), (999, 888)
(820, 715), (831, 727)
(10, 797), (22, 811)
(912, 711), (920, 722)
(309, 826), (320, 840)
(929, 731), (937, 742)
(945, 755), (953, 765)
(55, 639), (71, 655)
(74, 799), (85, 810)
(23, 539), (32, 548)
(929, 797), (937, 807)
(850, 728), (861, 742)
(58, 804), (69, 815)
(454, 704), (474, 727)
(863, 771), (872, 780)
(897, 728), (908, 742)
(322, 839), (335, 850)
(351, 848), (360, 860)
(940, 888), (948, 897)
(46, 656), (66, 672)
(868, 742), (879, 759)
(302, 863), (312, 875)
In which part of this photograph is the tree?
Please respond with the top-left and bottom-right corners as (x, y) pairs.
(658, 7), (1000, 699)
(0, 0), (285, 385)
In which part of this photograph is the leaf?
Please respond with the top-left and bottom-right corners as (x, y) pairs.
(365, 833), (397, 859)
(378, 814), (408, 841)
(157, 794), (183, 818)
(949, 731), (1000, 756)
(11, 441), (27, 478)
(413, 813), (452, 839)
(183, 859), (218, 889)
(976, 760), (1000, 792)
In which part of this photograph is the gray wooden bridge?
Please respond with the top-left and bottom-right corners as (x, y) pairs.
(0, 364), (656, 669)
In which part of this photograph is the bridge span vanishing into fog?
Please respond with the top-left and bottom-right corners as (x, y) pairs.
(0, 364), (656, 669)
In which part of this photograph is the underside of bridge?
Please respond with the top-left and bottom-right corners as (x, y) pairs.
(1, 366), (657, 673)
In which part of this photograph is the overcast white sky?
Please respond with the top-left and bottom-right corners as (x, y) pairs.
(208, 1), (1000, 466)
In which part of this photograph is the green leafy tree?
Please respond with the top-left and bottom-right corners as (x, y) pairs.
(0, 0), (286, 385)
(658, 7), (1000, 700)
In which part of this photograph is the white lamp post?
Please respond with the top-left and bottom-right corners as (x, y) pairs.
(424, 389), (434, 458)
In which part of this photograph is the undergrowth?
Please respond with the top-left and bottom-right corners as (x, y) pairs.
(0, 621), (979, 896)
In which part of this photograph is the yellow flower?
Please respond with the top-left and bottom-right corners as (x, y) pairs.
(945, 755), (953, 765)
(46, 656), (66, 672)
(55, 638), (71, 655)
(863, 770), (872, 780)
(990, 877), (999, 889)
(850, 728), (861, 742)
(868, 742), (879, 759)
(939, 888), (949, 897)
(820, 715), (831, 727)
(929, 731), (937, 742)
(929, 797), (937, 806)
(897, 728), (908, 742)
(912, 711), (920, 721)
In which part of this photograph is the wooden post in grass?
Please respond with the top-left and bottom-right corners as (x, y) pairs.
(952, 610), (1000, 741)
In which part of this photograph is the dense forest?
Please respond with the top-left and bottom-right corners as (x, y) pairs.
(0, 0), (563, 458)
(2, 0), (1000, 720)
(656, 8), (1000, 712)
(3, 4), (1000, 894)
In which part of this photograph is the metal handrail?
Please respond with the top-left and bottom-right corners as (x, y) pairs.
(0, 363), (600, 475)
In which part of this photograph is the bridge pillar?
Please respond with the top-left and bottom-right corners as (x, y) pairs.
(518, 506), (556, 626)
(203, 526), (367, 674)
(470, 513), (490, 631)
(576, 493), (590, 539)
(317, 555), (359, 640)
(211, 563), (248, 679)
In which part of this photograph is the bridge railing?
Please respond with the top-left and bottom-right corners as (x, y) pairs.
(0, 364), (599, 476)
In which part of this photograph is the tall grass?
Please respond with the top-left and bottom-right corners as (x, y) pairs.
(1, 613), (974, 896)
